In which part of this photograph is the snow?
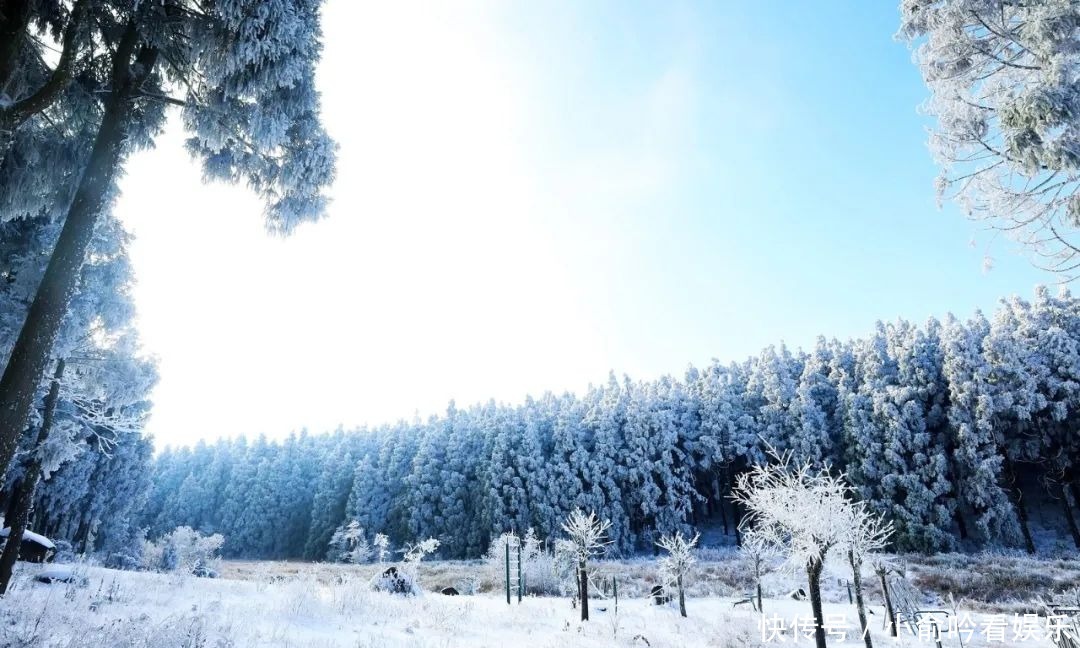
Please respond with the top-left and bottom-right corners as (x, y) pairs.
(0, 526), (55, 549)
(0, 563), (1042, 648)
(35, 564), (74, 583)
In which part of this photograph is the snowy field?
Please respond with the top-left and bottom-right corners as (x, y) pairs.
(0, 557), (1072, 648)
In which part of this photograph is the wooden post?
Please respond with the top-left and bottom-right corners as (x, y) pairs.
(517, 540), (523, 602)
(613, 577), (618, 616)
(505, 538), (510, 605)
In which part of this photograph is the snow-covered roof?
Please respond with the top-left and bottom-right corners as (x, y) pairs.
(0, 527), (55, 549)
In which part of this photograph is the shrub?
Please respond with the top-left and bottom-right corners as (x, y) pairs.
(484, 528), (562, 596)
(370, 537), (439, 596)
(142, 526), (224, 575)
(328, 520), (372, 563)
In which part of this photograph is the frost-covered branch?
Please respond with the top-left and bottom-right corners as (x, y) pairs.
(561, 509), (612, 562)
(899, 0), (1080, 279)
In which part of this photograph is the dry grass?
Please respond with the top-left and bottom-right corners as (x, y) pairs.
(905, 552), (1080, 613)
(219, 550), (1080, 614)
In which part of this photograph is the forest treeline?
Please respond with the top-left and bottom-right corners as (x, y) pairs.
(142, 287), (1080, 560)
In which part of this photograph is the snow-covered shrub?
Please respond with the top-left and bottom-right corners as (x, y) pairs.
(552, 538), (580, 596)
(142, 526), (224, 575)
(484, 528), (561, 595)
(104, 551), (141, 571)
(328, 520), (372, 563)
(456, 575), (481, 595)
(371, 565), (421, 596)
(400, 537), (440, 577)
(370, 537), (439, 596)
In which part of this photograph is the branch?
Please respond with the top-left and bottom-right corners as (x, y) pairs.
(6, 0), (89, 125)
(133, 90), (187, 107)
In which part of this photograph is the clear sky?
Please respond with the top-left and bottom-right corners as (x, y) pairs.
(115, 1), (1053, 449)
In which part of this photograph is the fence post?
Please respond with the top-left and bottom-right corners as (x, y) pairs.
(505, 538), (510, 605)
(517, 540), (523, 602)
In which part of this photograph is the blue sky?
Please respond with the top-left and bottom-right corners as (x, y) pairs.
(117, 1), (1053, 448)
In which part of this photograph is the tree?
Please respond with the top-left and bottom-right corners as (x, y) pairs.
(899, 1), (1080, 278)
(734, 450), (853, 648)
(0, 358), (63, 594)
(740, 527), (776, 614)
(328, 520), (370, 564)
(561, 509), (611, 622)
(0, 0), (337, 485)
(843, 503), (894, 648)
(656, 531), (699, 618)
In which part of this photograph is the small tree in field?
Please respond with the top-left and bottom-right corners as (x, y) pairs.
(871, 555), (902, 637)
(740, 527), (777, 614)
(844, 504), (894, 648)
(561, 510), (611, 622)
(656, 531), (699, 617)
(734, 451), (852, 648)
(373, 533), (390, 563)
(400, 538), (440, 579)
(328, 521), (371, 564)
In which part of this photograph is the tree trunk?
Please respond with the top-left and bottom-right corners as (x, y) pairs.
(1010, 484), (1036, 554)
(0, 24), (150, 483)
(878, 569), (896, 637)
(806, 557), (827, 648)
(756, 575), (763, 614)
(1001, 455), (1035, 554)
(3, 482), (21, 523)
(0, 359), (64, 595)
(677, 572), (686, 618)
(849, 550), (872, 648)
(953, 508), (969, 541)
(1061, 483), (1080, 549)
(578, 559), (589, 621)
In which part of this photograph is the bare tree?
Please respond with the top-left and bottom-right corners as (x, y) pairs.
(561, 509), (611, 622)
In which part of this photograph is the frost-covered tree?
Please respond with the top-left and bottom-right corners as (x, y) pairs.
(373, 532), (390, 563)
(303, 432), (359, 559)
(328, 520), (370, 564)
(580, 375), (632, 554)
(740, 527), (777, 614)
(941, 312), (1022, 545)
(561, 509), (611, 622)
(0, 0), (337, 487)
(843, 504), (894, 648)
(734, 451), (853, 648)
(134, 286), (1080, 561)
(899, 0), (1080, 277)
(656, 531), (699, 618)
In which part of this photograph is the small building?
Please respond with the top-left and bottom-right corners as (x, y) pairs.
(0, 527), (55, 563)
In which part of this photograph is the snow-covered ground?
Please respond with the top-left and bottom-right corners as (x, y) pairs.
(0, 561), (1063, 648)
